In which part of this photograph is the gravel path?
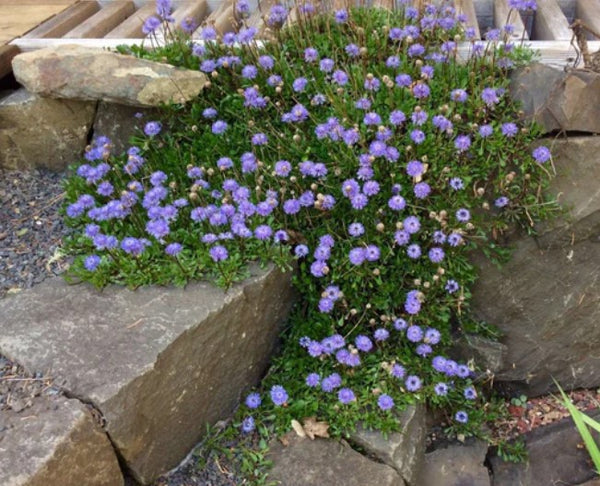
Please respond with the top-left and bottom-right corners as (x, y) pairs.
(0, 169), (70, 298)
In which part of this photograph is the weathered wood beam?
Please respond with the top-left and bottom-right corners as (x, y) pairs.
(494, 0), (529, 41)
(23, 1), (100, 38)
(64, 1), (135, 38)
(104, 3), (156, 38)
(533, 0), (571, 40)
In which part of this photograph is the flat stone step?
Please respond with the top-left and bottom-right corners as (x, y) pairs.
(0, 395), (123, 486)
(0, 264), (295, 484)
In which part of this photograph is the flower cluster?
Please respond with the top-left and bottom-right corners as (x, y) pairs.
(63, 1), (553, 438)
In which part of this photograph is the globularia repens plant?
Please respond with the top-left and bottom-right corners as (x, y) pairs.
(63, 0), (555, 463)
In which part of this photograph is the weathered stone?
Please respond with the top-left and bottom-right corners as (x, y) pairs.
(0, 264), (295, 484)
(510, 63), (600, 134)
(0, 396), (123, 486)
(0, 88), (95, 170)
(12, 45), (208, 107)
(349, 404), (426, 485)
(418, 439), (490, 486)
(452, 334), (507, 375)
(472, 137), (600, 396)
(269, 434), (405, 486)
(490, 411), (600, 486)
(93, 102), (158, 156)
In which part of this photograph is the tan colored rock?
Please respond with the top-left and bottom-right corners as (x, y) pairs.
(0, 397), (123, 486)
(0, 88), (95, 170)
(0, 264), (295, 484)
(12, 45), (207, 107)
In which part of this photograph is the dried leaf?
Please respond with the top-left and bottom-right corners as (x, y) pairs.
(303, 416), (330, 440)
(291, 419), (306, 438)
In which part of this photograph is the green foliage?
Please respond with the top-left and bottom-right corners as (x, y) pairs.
(60, 3), (559, 481)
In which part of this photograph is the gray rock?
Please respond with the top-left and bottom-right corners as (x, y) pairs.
(269, 434), (405, 486)
(0, 265), (295, 484)
(490, 410), (600, 486)
(510, 63), (600, 134)
(453, 334), (507, 375)
(472, 137), (600, 396)
(93, 102), (158, 156)
(0, 396), (123, 486)
(418, 439), (490, 486)
(349, 404), (426, 485)
(12, 45), (208, 107)
(0, 88), (95, 170)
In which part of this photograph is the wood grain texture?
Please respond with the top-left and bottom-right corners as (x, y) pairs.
(104, 3), (156, 38)
(170, 0), (208, 31)
(533, 0), (571, 40)
(494, 0), (529, 41)
(0, 4), (74, 43)
(64, 1), (136, 38)
(575, 0), (600, 40)
(24, 2), (100, 38)
(455, 0), (480, 39)
(201, 0), (234, 34)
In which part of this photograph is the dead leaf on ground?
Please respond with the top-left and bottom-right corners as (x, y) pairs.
(302, 416), (330, 440)
(291, 419), (306, 438)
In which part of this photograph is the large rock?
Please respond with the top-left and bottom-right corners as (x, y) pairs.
(269, 434), (405, 486)
(0, 396), (123, 486)
(418, 439), (490, 486)
(349, 404), (426, 485)
(0, 88), (95, 170)
(490, 411), (600, 485)
(0, 265), (295, 484)
(12, 45), (208, 107)
(93, 102), (158, 156)
(472, 137), (600, 396)
(510, 63), (600, 134)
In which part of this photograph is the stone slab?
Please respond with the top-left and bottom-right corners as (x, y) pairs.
(510, 63), (600, 134)
(349, 404), (426, 485)
(418, 439), (490, 486)
(0, 396), (123, 486)
(269, 434), (405, 486)
(12, 45), (208, 107)
(0, 264), (295, 484)
(472, 137), (600, 396)
(92, 102), (158, 157)
(491, 410), (600, 486)
(0, 88), (95, 171)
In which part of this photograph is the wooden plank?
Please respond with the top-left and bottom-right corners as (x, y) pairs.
(0, 0), (75, 4)
(170, 0), (208, 31)
(0, 5), (73, 43)
(0, 44), (19, 79)
(24, 2), (100, 38)
(575, 0), (600, 40)
(372, 0), (394, 10)
(494, 0), (529, 41)
(64, 1), (136, 38)
(201, 0), (234, 34)
(533, 0), (571, 40)
(246, 0), (277, 32)
(105, 3), (156, 38)
(455, 0), (480, 40)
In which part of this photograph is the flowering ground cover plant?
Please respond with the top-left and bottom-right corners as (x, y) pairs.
(62, 0), (556, 479)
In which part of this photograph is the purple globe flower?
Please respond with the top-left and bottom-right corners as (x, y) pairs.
(428, 247), (445, 263)
(456, 208), (471, 222)
(464, 386), (477, 400)
(212, 120), (228, 134)
(377, 394), (394, 411)
(355, 335), (373, 352)
(454, 135), (471, 152)
(241, 416), (255, 433)
(532, 146), (551, 163)
(306, 373), (320, 387)
(144, 121), (162, 137)
(338, 388), (356, 404)
(434, 382), (449, 396)
(270, 385), (288, 406)
(405, 375), (422, 392)
(321, 373), (342, 392)
(318, 298), (334, 313)
(414, 182), (431, 199)
(445, 279), (460, 294)
(391, 364), (406, 378)
(209, 245), (228, 262)
(348, 222), (365, 237)
(388, 195), (406, 211)
(393, 318), (408, 331)
(394, 230), (410, 246)
(495, 196), (510, 208)
(455, 411), (469, 423)
(407, 244), (421, 259)
(407, 325), (423, 343)
(245, 392), (262, 409)
(374, 328), (389, 342)
(349, 248), (366, 265)
(84, 254), (101, 271)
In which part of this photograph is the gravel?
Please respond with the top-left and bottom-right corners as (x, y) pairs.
(0, 168), (70, 299)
